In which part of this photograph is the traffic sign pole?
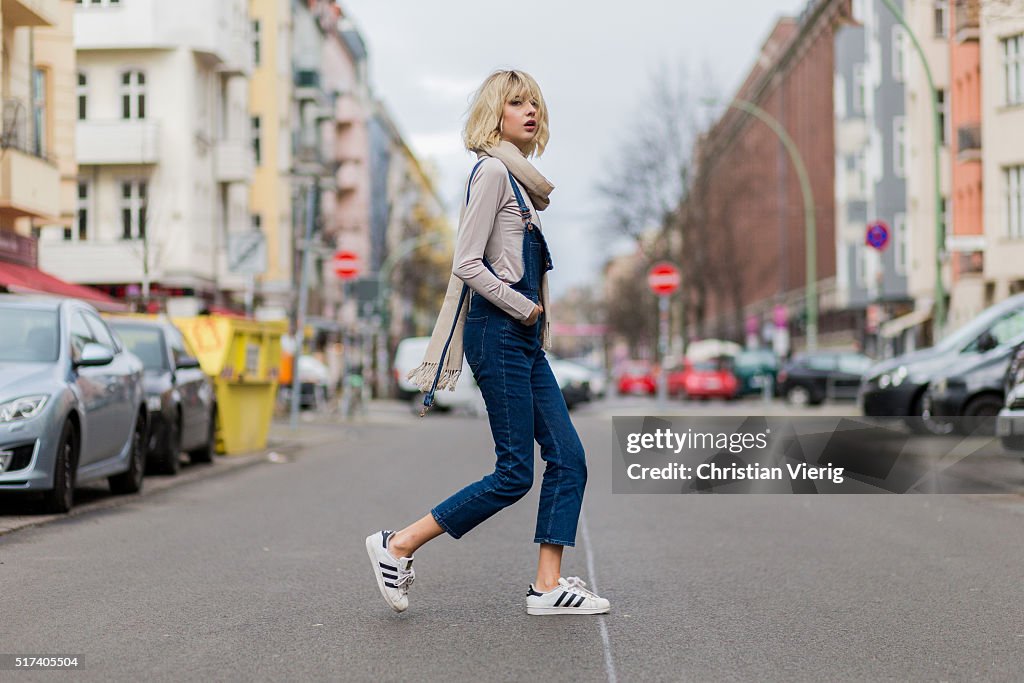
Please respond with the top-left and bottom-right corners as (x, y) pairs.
(648, 263), (680, 412)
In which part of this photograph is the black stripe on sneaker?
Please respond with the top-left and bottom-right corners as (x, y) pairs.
(382, 572), (399, 580)
(381, 530), (394, 550)
(554, 591), (568, 607)
(379, 562), (398, 572)
(384, 582), (398, 588)
(573, 595), (586, 608)
(527, 587), (545, 597)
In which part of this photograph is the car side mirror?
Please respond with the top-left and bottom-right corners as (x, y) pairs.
(176, 356), (202, 370)
(75, 343), (115, 368)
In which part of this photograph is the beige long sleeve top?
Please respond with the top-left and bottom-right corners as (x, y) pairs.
(452, 156), (542, 321)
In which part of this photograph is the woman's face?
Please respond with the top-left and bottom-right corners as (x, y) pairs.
(500, 93), (539, 153)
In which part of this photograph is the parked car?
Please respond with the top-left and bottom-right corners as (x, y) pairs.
(732, 349), (778, 397)
(776, 351), (871, 406)
(616, 360), (657, 396)
(0, 295), (148, 512)
(997, 341), (1024, 457)
(107, 317), (217, 474)
(547, 354), (592, 410)
(564, 357), (607, 399)
(861, 293), (1024, 432)
(393, 337), (484, 414)
(921, 332), (1024, 436)
(668, 358), (738, 401)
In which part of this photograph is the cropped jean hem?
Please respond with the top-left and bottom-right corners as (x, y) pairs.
(430, 507), (462, 539)
(534, 537), (576, 547)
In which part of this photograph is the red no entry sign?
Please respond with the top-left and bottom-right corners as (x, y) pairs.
(647, 262), (681, 296)
(332, 250), (360, 280)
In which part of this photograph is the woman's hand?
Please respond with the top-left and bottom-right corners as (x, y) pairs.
(524, 304), (544, 326)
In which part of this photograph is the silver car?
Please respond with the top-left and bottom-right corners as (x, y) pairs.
(0, 295), (148, 512)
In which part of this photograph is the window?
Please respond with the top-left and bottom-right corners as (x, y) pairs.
(32, 68), (47, 157)
(251, 213), (262, 232)
(77, 72), (87, 121)
(252, 20), (261, 66)
(894, 213), (908, 275)
(1008, 165), (1024, 239)
(892, 26), (906, 82)
(934, 1), (948, 38)
(940, 196), (949, 236)
(936, 89), (948, 146)
(83, 312), (117, 351)
(120, 70), (146, 120)
(69, 312), (97, 360)
(251, 115), (261, 165)
(893, 117), (907, 177)
(120, 180), (148, 240)
(853, 64), (866, 114)
(77, 0), (122, 5)
(856, 246), (867, 286)
(1004, 34), (1023, 106)
(67, 181), (89, 241)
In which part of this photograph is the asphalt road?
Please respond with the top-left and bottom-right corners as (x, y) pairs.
(2, 398), (1023, 681)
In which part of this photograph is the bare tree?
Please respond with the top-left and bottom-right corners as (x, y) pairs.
(594, 62), (696, 255)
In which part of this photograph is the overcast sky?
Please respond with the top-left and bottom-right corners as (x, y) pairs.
(341, 0), (806, 299)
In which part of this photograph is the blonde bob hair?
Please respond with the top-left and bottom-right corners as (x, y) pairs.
(462, 69), (549, 158)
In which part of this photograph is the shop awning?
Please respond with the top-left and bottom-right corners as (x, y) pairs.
(0, 260), (127, 312)
(879, 308), (932, 339)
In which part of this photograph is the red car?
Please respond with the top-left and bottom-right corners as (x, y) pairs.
(668, 358), (738, 400)
(616, 360), (657, 395)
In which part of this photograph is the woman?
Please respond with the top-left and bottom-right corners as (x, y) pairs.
(365, 70), (609, 616)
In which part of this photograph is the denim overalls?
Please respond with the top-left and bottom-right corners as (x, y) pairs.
(430, 165), (588, 547)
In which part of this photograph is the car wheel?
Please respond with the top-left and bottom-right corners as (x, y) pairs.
(40, 420), (78, 514)
(962, 395), (1004, 436)
(907, 392), (956, 436)
(109, 410), (146, 495)
(151, 412), (182, 476)
(189, 406), (218, 464)
(786, 385), (811, 407)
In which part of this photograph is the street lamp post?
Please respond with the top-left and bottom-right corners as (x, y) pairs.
(878, 0), (946, 335)
(705, 97), (819, 350)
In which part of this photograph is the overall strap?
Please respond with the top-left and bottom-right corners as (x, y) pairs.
(421, 159), (487, 415)
(507, 171), (533, 229)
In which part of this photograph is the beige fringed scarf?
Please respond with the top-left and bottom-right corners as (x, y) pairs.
(406, 140), (555, 397)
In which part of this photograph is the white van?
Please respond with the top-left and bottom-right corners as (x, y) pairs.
(393, 337), (484, 415)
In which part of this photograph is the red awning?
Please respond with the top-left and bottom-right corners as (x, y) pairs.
(0, 260), (127, 312)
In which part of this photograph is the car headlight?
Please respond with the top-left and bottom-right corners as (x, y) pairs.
(878, 373), (891, 389)
(146, 396), (163, 413)
(0, 395), (49, 423)
(891, 366), (908, 387)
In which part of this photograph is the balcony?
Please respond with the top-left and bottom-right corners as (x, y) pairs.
(336, 162), (360, 193)
(214, 139), (254, 184)
(1, 0), (58, 27)
(77, 120), (160, 165)
(954, 0), (979, 42)
(335, 94), (360, 126)
(957, 123), (982, 162)
(0, 100), (59, 219)
(0, 148), (60, 220)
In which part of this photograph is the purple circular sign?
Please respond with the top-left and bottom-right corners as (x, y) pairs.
(866, 221), (890, 251)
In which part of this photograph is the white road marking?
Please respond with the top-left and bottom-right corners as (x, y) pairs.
(580, 508), (617, 683)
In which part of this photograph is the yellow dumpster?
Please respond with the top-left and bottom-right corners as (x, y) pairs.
(173, 316), (287, 455)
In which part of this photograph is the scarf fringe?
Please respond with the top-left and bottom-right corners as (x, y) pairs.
(406, 362), (461, 392)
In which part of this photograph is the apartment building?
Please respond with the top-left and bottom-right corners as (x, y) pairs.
(1, 0), (62, 238)
(38, 0), (254, 313)
(249, 0), (293, 318)
(980, 1), (1024, 300)
(834, 0), (914, 355)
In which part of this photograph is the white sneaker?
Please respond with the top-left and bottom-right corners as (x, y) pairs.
(365, 530), (415, 612)
(526, 576), (611, 615)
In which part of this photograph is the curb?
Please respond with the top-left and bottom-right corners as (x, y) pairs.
(0, 451), (268, 539)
